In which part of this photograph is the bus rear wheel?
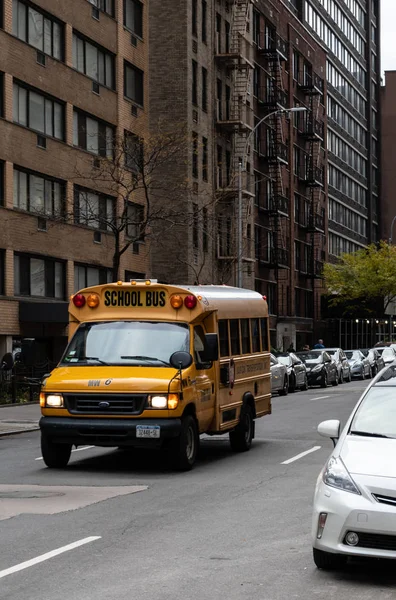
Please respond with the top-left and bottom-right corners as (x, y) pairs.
(170, 415), (199, 471)
(41, 435), (72, 468)
(230, 404), (254, 452)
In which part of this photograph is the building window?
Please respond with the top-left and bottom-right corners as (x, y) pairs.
(73, 110), (114, 158)
(126, 202), (144, 239)
(201, 66), (207, 111)
(125, 270), (145, 281)
(74, 186), (115, 231)
(253, 9), (260, 45)
(202, 136), (208, 181)
(192, 131), (198, 178)
(87, 0), (114, 17)
(12, 0), (63, 60)
(124, 61), (144, 106)
(202, 206), (208, 252)
(13, 167), (65, 217)
(74, 263), (112, 293)
(192, 60), (198, 105)
(0, 250), (4, 296)
(0, 161), (4, 206)
(124, 0), (143, 38)
(14, 253), (65, 299)
(202, 0), (207, 42)
(192, 0), (197, 36)
(72, 33), (115, 89)
(124, 131), (143, 173)
(192, 203), (199, 249)
(13, 82), (64, 140)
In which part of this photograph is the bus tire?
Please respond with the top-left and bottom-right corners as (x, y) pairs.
(170, 415), (199, 471)
(41, 435), (72, 468)
(229, 404), (254, 452)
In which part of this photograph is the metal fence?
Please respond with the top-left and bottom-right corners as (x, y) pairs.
(0, 361), (57, 404)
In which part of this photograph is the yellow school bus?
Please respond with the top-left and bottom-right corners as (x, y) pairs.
(40, 281), (271, 470)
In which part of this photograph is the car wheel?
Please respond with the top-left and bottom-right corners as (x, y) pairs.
(332, 373), (338, 386)
(313, 548), (347, 570)
(229, 404), (254, 452)
(301, 375), (308, 391)
(41, 435), (72, 469)
(289, 374), (296, 393)
(278, 376), (289, 396)
(348, 370), (352, 383)
(321, 373), (328, 388)
(361, 369), (365, 380)
(372, 366), (377, 378)
(339, 370), (344, 384)
(169, 415), (199, 471)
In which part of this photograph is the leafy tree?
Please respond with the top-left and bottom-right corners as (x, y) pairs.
(323, 241), (396, 314)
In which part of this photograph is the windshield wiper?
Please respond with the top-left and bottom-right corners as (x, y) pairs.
(120, 355), (170, 366)
(350, 430), (394, 439)
(85, 356), (109, 365)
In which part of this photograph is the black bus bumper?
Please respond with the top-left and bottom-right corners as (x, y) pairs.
(39, 416), (182, 448)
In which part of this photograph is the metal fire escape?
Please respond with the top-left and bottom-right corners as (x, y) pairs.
(215, 0), (254, 277)
(256, 30), (290, 270)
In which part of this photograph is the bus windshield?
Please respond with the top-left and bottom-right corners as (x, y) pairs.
(61, 321), (190, 367)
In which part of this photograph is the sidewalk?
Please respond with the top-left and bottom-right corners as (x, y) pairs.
(0, 403), (40, 437)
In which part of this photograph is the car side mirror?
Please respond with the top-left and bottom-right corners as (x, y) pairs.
(203, 333), (219, 362)
(1, 353), (14, 371)
(318, 419), (340, 446)
(169, 351), (193, 370)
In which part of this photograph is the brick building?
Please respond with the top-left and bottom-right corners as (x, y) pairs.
(149, 0), (327, 350)
(0, 0), (148, 362)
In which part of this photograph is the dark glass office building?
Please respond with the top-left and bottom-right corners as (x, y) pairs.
(288, 0), (380, 256)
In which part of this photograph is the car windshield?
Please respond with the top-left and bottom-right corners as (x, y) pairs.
(345, 351), (361, 361)
(61, 321), (190, 367)
(350, 386), (396, 438)
(277, 356), (291, 366)
(360, 349), (369, 357)
(382, 348), (395, 360)
(326, 350), (336, 356)
(297, 352), (322, 364)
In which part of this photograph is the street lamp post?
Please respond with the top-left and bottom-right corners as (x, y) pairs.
(236, 106), (307, 288)
(389, 215), (396, 245)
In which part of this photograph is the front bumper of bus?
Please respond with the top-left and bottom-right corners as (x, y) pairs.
(39, 416), (182, 448)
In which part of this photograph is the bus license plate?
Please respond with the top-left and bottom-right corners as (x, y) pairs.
(136, 425), (160, 439)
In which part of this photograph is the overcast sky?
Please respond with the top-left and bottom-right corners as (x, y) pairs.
(381, 0), (396, 77)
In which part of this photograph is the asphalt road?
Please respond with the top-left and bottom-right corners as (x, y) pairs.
(1, 380), (396, 599)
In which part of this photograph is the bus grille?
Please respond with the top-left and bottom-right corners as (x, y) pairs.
(64, 394), (147, 415)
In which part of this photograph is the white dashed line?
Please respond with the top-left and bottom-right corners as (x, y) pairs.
(310, 395), (330, 401)
(35, 446), (95, 461)
(281, 446), (321, 465)
(0, 536), (101, 580)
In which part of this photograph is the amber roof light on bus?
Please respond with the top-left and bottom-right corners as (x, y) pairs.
(184, 295), (197, 309)
(170, 295), (183, 309)
(87, 294), (100, 308)
(73, 294), (86, 308)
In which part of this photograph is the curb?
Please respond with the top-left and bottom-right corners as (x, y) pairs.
(0, 426), (40, 438)
(0, 402), (39, 409)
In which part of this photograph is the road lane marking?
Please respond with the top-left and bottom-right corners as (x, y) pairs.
(0, 536), (101, 580)
(35, 446), (95, 461)
(281, 446), (321, 465)
(310, 395), (330, 401)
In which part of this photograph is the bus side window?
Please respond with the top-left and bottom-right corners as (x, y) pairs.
(230, 320), (241, 355)
(260, 318), (269, 351)
(251, 318), (260, 353)
(241, 319), (251, 354)
(219, 320), (230, 357)
(194, 326), (211, 370)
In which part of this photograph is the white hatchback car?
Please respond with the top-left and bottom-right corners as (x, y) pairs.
(312, 362), (396, 570)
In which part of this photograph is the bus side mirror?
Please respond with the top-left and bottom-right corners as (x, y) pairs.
(204, 334), (219, 362)
(1, 353), (14, 371)
(169, 351), (193, 370)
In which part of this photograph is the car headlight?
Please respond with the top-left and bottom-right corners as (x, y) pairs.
(147, 394), (179, 410)
(323, 456), (360, 495)
(312, 365), (323, 373)
(40, 393), (64, 408)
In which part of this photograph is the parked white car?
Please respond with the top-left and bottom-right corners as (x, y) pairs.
(312, 362), (396, 569)
(270, 353), (288, 396)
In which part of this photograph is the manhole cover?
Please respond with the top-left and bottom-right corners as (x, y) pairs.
(0, 491), (65, 499)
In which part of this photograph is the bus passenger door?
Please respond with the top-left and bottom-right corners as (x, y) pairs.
(192, 326), (216, 432)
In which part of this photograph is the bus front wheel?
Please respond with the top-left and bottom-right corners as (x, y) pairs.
(229, 404), (254, 452)
(41, 435), (72, 468)
(170, 415), (199, 471)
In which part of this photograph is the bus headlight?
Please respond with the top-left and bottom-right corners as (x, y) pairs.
(40, 393), (64, 408)
(148, 394), (179, 410)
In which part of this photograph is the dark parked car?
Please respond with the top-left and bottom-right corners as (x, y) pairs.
(345, 349), (371, 379)
(324, 347), (351, 384)
(360, 348), (385, 377)
(275, 353), (308, 392)
(295, 350), (338, 388)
